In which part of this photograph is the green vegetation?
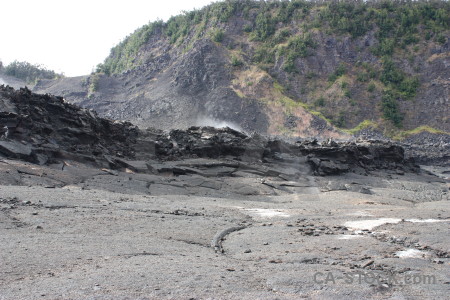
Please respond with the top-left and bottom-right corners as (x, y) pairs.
(357, 72), (369, 82)
(97, 20), (164, 75)
(376, 56), (420, 127)
(381, 88), (403, 128)
(392, 125), (449, 140)
(274, 28), (291, 44)
(230, 55), (243, 67)
(274, 94), (332, 126)
(273, 81), (285, 94)
(97, 0), (449, 76)
(436, 34), (447, 44)
(314, 97), (326, 107)
(252, 45), (275, 64)
(234, 89), (245, 98)
(367, 81), (376, 92)
(320, 1), (449, 57)
(251, 11), (276, 41)
(276, 0), (312, 24)
(331, 112), (347, 128)
(2, 60), (62, 83)
(88, 74), (101, 96)
(97, 1), (260, 74)
(328, 63), (346, 83)
(381, 57), (420, 97)
(320, 2), (372, 38)
(306, 72), (317, 79)
(342, 120), (378, 134)
(282, 33), (317, 73)
(343, 89), (351, 99)
(211, 28), (224, 43)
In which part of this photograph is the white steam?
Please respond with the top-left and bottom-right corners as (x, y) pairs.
(194, 115), (244, 132)
(0, 77), (8, 85)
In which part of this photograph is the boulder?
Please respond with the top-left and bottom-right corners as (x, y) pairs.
(0, 141), (33, 161)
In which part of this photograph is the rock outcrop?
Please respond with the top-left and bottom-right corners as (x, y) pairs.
(0, 86), (138, 165)
(0, 86), (419, 175)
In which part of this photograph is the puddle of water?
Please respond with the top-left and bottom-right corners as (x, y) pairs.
(244, 208), (290, 218)
(344, 218), (447, 231)
(396, 249), (429, 259)
(344, 218), (402, 231)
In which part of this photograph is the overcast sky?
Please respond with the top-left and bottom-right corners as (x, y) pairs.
(1, 0), (215, 76)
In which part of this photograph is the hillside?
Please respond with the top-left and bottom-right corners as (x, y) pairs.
(34, 0), (450, 138)
(0, 60), (62, 88)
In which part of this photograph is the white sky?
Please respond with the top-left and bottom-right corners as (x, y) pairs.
(1, 0), (215, 76)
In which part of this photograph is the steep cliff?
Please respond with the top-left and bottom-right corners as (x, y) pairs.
(34, 0), (450, 138)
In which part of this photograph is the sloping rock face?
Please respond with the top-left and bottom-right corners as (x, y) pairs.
(34, 40), (273, 135)
(0, 86), (418, 175)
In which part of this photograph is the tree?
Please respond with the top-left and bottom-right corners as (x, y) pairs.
(4, 60), (61, 83)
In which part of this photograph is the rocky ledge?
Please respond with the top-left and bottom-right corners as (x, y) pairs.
(0, 86), (419, 177)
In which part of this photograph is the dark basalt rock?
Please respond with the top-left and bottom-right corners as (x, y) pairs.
(0, 85), (138, 166)
(299, 140), (415, 176)
(401, 132), (450, 166)
(152, 127), (417, 175)
(154, 126), (266, 161)
(307, 158), (350, 176)
(0, 86), (418, 175)
(0, 140), (33, 160)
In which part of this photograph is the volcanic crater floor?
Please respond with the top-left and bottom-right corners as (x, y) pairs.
(0, 158), (449, 300)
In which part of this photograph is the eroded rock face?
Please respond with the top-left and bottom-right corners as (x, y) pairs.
(299, 141), (412, 176)
(0, 86), (138, 165)
(0, 86), (417, 175)
(401, 132), (450, 166)
(154, 126), (265, 161)
(154, 127), (417, 176)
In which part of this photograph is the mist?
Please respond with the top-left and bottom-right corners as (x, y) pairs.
(194, 115), (244, 133)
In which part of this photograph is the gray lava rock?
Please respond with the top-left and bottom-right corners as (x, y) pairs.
(0, 141), (33, 160)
